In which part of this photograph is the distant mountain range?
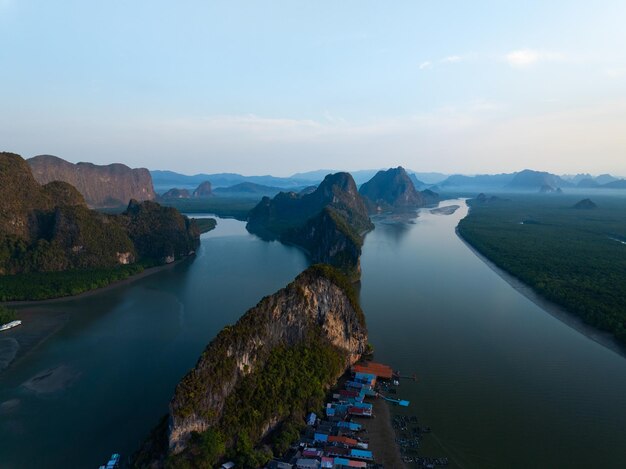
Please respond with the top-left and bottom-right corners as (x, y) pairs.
(291, 169), (447, 185)
(154, 167), (626, 197)
(437, 169), (625, 192)
(152, 168), (450, 196)
(150, 170), (311, 193)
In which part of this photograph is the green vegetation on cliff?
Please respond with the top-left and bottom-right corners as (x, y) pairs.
(458, 194), (626, 344)
(167, 336), (345, 468)
(193, 218), (217, 234)
(359, 166), (424, 211)
(247, 172), (373, 278)
(122, 200), (200, 263)
(0, 152), (199, 299)
(134, 265), (367, 468)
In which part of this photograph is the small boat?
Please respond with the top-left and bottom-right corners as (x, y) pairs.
(0, 320), (21, 332)
(100, 453), (120, 469)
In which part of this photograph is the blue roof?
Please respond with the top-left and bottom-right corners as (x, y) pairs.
(337, 421), (361, 430)
(314, 432), (329, 442)
(350, 449), (373, 459)
(354, 372), (376, 382)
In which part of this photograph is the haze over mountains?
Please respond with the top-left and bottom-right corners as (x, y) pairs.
(154, 166), (625, 196)
(10, 155), (626, 213)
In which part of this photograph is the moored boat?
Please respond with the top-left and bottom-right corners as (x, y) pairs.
(0, 320), (21, 332)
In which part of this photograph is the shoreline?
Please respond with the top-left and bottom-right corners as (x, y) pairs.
(0, 257), (192, 374)
(455, 226), (626, 359)
(363, 396), (407, 468)
(2, 257), (190, 307)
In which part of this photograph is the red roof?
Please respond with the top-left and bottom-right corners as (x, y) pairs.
(328, 435), (358, 446)
(352, 362), (394, 379)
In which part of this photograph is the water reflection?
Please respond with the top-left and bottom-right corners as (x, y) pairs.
(360, 199), (626, 468)
(0, 218), (307, 469)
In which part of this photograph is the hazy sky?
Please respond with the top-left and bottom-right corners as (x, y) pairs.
(2, 1), (625, 176)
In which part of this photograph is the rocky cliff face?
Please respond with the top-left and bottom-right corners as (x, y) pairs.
(247, 173), (373, 277)
(167, 265), (368, 455)
(359, 166), (425, 212)
(284, 208), (365, 279)
(161, 188), (190, 199)
(28, 154), (156, 208)
(192, 181), (212, 198)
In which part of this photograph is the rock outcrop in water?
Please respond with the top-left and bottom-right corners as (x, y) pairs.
(359, 167), (439, 212)
(573, 198), (597, 210)
(135, 265), (367, 467)
(28, 154), (156, 208)
(247, 172), (373, 279)
(0, 152), (198, 276)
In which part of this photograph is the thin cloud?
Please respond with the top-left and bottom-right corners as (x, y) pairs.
(604, 66), (626, 78)
(420, 55), (465, 70)
(441, 55), (462, 64)
(505, 49), (564, 68)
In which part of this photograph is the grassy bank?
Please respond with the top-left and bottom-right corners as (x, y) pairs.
(457, 193), (626, 344)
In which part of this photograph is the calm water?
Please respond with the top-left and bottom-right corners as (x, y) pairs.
(1, 203), (626, 468)
(0, 219), (307, 468)
(360, 201), (626, 468)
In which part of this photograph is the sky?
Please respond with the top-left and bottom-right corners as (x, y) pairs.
(1, 0), (625, 176)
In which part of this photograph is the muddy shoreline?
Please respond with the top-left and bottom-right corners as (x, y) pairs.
(0, 257), (193, 374)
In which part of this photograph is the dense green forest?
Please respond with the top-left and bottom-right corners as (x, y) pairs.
(458, 193), (626, 344)
(0, 264), (146, 301)
(192, 218), (217, 234)
(159, 197), (259, 221)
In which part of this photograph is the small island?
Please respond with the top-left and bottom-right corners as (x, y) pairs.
(430, 205), (460, 215)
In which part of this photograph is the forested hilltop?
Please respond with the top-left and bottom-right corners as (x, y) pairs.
(247, 172), (373, 280)
(0, 152), (200, 300)
(458, 194), (626, 344)
(134, 265), (367, 468)
(359, 166), (439, 212)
